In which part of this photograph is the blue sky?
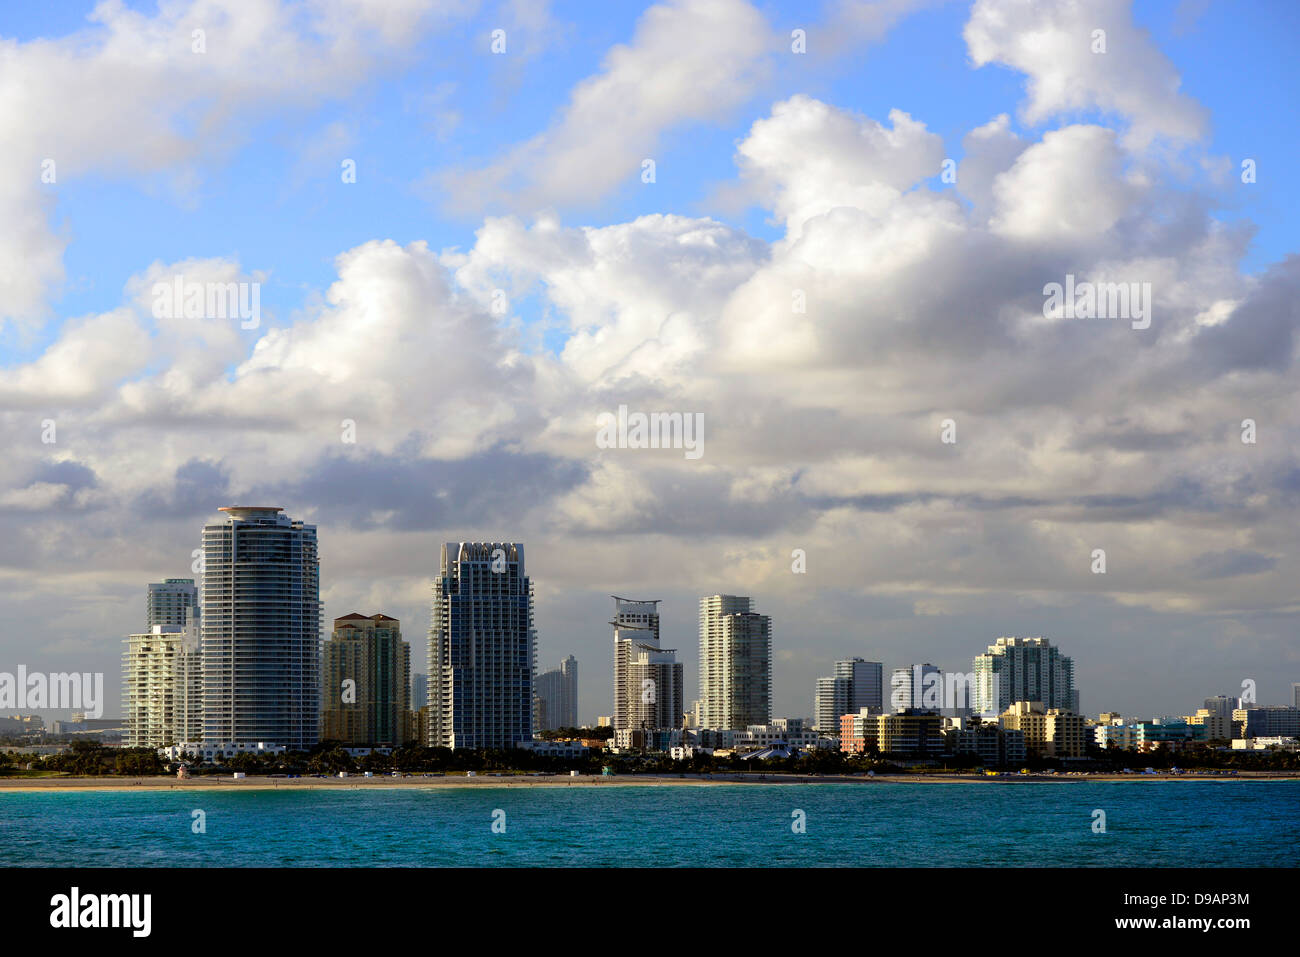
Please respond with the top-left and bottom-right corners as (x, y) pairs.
(4, 0), (1296, 366)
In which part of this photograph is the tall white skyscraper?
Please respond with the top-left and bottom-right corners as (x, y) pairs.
(973, 637), (1077, 717)
(815, 658), (883, 732)
(698, 595), (771, 730)
(536, 655), (579, 730)
(815, 676), (850, 733)
(427, 542), (536, 749)
(200, 507), (321, 751)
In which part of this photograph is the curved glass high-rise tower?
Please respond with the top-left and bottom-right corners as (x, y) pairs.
(201, 506), (321, 751)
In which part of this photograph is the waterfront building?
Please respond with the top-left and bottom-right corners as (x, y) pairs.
(535, 655), (579, 731)
(974, 637), (1078, 716)
(890, 663), (942, 712)
(814, 658), (883, 734)
(731, 718), (824, 752)
(998, 701), (1086, 758)
(515, 739), (589, 759)
(122, 622), (200, 748)
(1094, 721), (1135, 750)
(944, 721), (1028, 766)
(691, 727), (736, 750)
(163, 741), (284, 763)
(612, 727), (684, 752)
(840, 710), (874, 754)
(427, 542), (536, 749)
(840, 707), (949, 755)
(669, 745), (715, 761)
(174, 627), (203, 745)
(1185, 708), (1234, 741)
(1235, 706), (1300, 740)
(876, 709), (944, 756)
(200, 506), (321, 751)
(147, 578), (199, 630)
(612, 598), (672, 731)
(698, 595), (772, 730)
(1045, 708), (1087, 757)
(321, 614), (410, 748)
(628, 645), (684, 732)
(1095, 718), (1207, 752)
(1134, 720), (1207, 751)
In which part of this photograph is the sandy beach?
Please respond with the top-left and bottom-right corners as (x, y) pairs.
(0, 773), (758, 792)
(0, 771), (1295, 792)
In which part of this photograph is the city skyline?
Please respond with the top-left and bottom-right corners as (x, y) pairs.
(3, 0), (1299, 905)
(9, 506), (1297, 730)
(3, 1), (1298, 737)
(28, 505), (1300, 767)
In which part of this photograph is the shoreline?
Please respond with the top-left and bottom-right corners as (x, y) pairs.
(1, 771), (1296, 793)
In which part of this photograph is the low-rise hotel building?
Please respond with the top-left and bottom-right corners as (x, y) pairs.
(731, 718), (828, 752)
(839, 708), (942, 756)
(1095, 719), (1207, 752)
(840, 708), (880, 754)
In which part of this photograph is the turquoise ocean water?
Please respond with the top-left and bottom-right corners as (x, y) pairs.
(1, 781), (1295, 867)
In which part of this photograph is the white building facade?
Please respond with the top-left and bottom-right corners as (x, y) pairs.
(201, 506), (321, 751)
